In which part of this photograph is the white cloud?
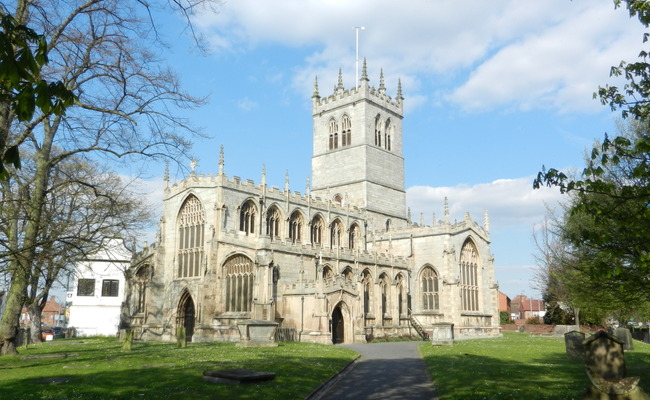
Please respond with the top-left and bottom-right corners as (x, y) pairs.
(406, 176), (564, 228)
(448, 3), (644, 113)
(406, 178), (561, 299)
(193, 0), (643, 114)
(236, 97), (258, 111)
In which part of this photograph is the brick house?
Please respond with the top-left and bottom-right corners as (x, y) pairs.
(511, 295), (545, 320)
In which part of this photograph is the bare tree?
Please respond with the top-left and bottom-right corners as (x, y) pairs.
(0, 0), (217, 355)
(533, 210), (581, 327)
(0, 153), (152, 343)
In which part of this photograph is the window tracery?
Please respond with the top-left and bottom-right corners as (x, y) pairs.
(362, 270), (373, 316)
(379, 273), (390, 318)
(239, 200), (256, 235)
(289, 211), (303, 244)
(330, 219), (343, 249)
(342, 115), (351, 146)
(177, 195), (205, 278)
(224, 254), (254, 312)
(328, 118), (338, 150)
(421, 266), (439, 311)
(266, 206), (281, 239)
(135, 265), (153, 314)
(311, 215), (324, 245)
(374, 115), (382, 147)
(460, 240), (480, 311)
(349, 223), (360, 249)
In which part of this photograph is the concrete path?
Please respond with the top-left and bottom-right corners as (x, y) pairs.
(309, 341), (437, 400)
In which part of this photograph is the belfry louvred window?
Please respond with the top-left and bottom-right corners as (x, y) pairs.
(328, 119), (338, 150)
(342, 115), (351, 146)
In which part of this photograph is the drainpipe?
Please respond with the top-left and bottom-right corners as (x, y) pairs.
(300, 296), (304, 342)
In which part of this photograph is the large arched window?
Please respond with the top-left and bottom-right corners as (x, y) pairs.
(395, 273), (406, 317)
(135, 265), (153, 314)
(224, 254), (254, 312)
(349, 223), (360, 249)
(266, 206), (281, 239)
(330, 219), (343, 249)
(342, 115), (351, 146)
(379, 273), (390, 319)
(311, 215), (324, 245)
(328, 118), (338, 150)
(362, 270), (373, 316)
(460, 240), (480, 311)
(374, 115), (382, 147)
(421, 266), (439, 311)
(177, 195), (205, 278)
(239, 200), (256, 235)
(289, 211), (303, 244)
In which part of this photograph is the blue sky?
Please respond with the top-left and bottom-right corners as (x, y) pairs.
(131, 0), (645, 299)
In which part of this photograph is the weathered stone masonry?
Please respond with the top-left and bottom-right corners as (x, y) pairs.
(123, 62), (501, 344)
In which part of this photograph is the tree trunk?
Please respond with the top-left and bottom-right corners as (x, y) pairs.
(0, 119), (54, 356)
(0, 267), (27, 355)
(574, 307), (580, 330)
(28, 302), (43, 344)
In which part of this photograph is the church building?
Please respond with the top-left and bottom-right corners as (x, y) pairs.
(123, 62), (501, 344)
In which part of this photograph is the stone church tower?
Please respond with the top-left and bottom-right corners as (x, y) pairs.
(311, 61), (407, 231)
(122, 62), (501, 345)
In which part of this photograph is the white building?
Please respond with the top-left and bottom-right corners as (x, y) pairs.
(68, 238), (131, 336)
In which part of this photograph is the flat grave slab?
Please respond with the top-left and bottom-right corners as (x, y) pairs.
(202, 368), (276, 385)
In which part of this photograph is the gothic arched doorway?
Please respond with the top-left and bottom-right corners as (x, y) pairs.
(177, 290), (195, 342)
(331, 304), (344, 344)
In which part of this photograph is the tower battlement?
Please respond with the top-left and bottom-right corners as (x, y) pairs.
(312, 61), (403, 117)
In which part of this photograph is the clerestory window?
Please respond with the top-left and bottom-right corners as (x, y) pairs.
(266, 206), (281, 239)
(239, 200), (256, 235)
(289, 211), (303, 244)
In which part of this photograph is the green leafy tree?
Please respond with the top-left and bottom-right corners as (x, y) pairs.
(536, 120), (650, 325)
(535, 1), (650, 319)
(0, 14), (75, 179)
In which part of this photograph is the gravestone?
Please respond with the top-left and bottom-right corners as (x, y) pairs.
(236, 320), (279, 347)
(554, 325), (571, 337)
(584, 330), (626, 381)
(582, 330), (650, 399)
(176, 327), (187, 348)
(615, 327), (634, 351)
(430, 323), (454, 346)
(564, 331), (585, 360)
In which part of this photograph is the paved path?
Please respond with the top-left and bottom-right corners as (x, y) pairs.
(310, 341), (437, 400)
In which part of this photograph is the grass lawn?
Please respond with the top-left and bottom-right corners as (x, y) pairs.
(420, 331), (650, 400)
(0, 338), (358, 400)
